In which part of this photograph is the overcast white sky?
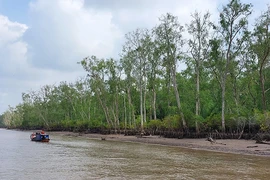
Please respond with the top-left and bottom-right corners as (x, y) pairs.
(0, 0), (269, 114)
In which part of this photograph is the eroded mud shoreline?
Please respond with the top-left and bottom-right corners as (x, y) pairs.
(49, 131), (270, 157)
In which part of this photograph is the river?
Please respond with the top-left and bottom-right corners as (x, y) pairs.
(0, 128), (269, 180)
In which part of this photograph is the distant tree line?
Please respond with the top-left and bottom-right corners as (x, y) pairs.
(0, 114), (5, 128)
(1, 0), (270, 136)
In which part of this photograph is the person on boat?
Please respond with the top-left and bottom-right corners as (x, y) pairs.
(41, 130), (45, 135)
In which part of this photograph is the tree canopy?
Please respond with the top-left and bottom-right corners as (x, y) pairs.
(2, 1), (270, 136)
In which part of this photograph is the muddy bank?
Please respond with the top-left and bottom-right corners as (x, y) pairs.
(49, 131), (270, 157)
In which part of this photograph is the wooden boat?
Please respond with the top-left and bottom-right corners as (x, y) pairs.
(30, 132), (50, 142)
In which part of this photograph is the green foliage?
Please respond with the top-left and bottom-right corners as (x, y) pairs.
(147, 119), (163, 130)
(75, 120), (89, 132)
(89, 119), (108, 129)
(254, 110), (270, 132)
(61, 120), (77, 131)
(0, 114), (5, 128)
(163, 115), (182, 130)
(205, 113), (222, 131)
(2, 1), (270, 134)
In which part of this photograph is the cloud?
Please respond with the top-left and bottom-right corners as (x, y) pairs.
(1, 0), (269, 114)
(0, 15), (29, 75)
(0, 0), (223, 114)
(0, 0), (123, 113)
(0, 14), (29, 112)
(0, 92), (7, 108)
(85, 0), (221, 29)
(26, 0), (122, 71)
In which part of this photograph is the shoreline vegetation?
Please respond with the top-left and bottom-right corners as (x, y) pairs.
(1, 0), (270, 153)
(48, 130), (270, 157)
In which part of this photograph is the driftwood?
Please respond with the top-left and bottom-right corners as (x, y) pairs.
(206, 137), (226, 145)
(247, 145), (258, 148)
(253, 133), (270, 145)
(136, 132), (146, 138)
(256, 141), (270, 145)
(206, 137), (216, 144)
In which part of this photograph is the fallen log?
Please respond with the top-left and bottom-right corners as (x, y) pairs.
(206, 137), (216, 144)
(256, 141), (270, 145)
(206, 137), (226, 145)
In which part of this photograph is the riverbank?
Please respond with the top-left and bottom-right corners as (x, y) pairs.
(49, 131), (270, 157)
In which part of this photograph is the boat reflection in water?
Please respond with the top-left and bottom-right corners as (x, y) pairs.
(30, 130), (50, 142)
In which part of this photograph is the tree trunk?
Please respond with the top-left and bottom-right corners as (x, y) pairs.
(111, 108), (117, 133)
(259, 67), (267, 112)
(127, 87), (135, 127)
(195, 62), (200, 133)
(232, 75), (240, 115)
(172, 66), (187, 129)
(96, 90), (112, 126)
(124, 93), (127, 131)
(153, 89), (157, 120)
(140, 82), (143, 130)
(140, 57), (144, 131)
(88, 98), (91, 121)
(115, 85), (120, 129)
(143, 84), (147, 123)
(221, 75), (226, 133)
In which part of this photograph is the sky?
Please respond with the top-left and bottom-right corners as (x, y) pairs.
(0, 0), (269, 114)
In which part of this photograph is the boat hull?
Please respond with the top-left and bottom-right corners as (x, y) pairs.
(30, 134), (50, 142)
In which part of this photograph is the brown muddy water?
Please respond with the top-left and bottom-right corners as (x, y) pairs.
(0, 128), (269, 180)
